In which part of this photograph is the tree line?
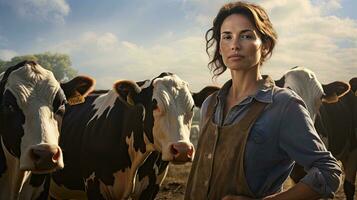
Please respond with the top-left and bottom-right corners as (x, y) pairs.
(0, 52), (77, 81)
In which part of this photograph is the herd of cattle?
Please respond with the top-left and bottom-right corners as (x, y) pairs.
(0, 60), (355, 200)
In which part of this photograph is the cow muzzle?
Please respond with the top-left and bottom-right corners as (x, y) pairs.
(20, 144), (64, 173)
(170, 142), (194, 164)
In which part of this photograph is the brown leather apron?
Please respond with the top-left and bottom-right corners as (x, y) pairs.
(185, 92), (268, 200)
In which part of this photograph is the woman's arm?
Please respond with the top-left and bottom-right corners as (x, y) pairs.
(277, 95), (342, 198)
(221, 182), (320, 200)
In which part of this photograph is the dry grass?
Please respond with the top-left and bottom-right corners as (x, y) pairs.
(156, 163), (354, 200)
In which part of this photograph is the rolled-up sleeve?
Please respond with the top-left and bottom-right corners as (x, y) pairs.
(278, 95), (342, 198)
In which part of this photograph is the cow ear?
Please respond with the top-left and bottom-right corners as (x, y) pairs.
(349, 77), (357, 95)
(322, 81), (350, 103)
(61, 76), (95, 105)
(114, 80), (141, 105)
(192, 86), (220, 108)
(274, 76), (285, 87)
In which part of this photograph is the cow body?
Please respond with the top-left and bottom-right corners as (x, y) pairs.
(50, 73), (202, 199)
(0, 60), (94, 199)
(314, 78), (357, 200)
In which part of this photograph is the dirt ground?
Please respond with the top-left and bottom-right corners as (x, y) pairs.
(156, 163), (354, 200)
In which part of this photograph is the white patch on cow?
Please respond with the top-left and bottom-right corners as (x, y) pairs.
(151, 74), (195, 161)
(284, 67), (324, 121)
(88, 89), (118, 124)
(96, 168), (133, 199)
(49, 178), (87, 200)
(124, 131), (152, 197)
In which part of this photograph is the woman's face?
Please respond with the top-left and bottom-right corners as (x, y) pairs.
(219, 14), (266, 72)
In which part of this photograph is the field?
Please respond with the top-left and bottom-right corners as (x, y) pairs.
(156, 163), (354, 200)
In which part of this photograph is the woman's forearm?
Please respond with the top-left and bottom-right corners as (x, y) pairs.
(263, 182), (321, 200)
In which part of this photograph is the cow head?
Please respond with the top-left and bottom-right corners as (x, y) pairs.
(114, 73), (217, 163)
(275, 66), (350, 121)
(0, 60), (94, 174)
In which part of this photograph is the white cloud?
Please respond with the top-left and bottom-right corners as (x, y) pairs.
(256, 0), (357, 84)
(3, 0), (70, 24)
(39, 0), (357, 91)
(48, 31), (215, 90)
(0, 49), (18, 61)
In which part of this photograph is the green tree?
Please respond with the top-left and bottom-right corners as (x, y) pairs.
(0, 59), (5, 73)
(0, 52), (77, 81)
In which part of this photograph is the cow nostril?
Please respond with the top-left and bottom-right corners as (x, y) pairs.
(52, 148), (60, 162)
(31, 149), (41, 161)
(187, 146), (194, 157)
(170, 145), (179, 155)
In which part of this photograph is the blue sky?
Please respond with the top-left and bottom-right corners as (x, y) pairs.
(0, 0), (356, 90)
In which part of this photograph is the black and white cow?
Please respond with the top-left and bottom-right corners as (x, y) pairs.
(275, 67), (352, 198)
(311, 77), (357, 200)
(0, 60), (94, 199)
(49, 73), (218, 199)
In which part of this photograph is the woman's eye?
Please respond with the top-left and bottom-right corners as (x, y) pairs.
(222, 35), (232, 40)
(240, 34), (253, 40)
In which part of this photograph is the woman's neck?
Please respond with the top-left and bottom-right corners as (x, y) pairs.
(229, 67), (262, 100)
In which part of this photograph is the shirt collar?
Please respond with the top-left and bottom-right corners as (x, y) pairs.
(217, 75), (275, 105)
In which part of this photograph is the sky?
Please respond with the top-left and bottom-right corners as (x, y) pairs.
(0, 0), (356, 91)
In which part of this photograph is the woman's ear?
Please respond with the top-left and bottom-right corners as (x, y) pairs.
(262, 39), (271, 57)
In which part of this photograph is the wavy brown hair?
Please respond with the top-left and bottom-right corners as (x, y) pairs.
(206, 1), (278, 78)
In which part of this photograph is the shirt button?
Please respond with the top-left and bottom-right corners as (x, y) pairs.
(207, 153), (212, 159)
(204, 180), (209, 187)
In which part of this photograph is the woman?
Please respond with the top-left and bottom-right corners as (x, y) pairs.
(185, 1), (341, 200)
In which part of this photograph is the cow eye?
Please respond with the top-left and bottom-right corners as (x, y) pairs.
(55, 104), (66, 117)
(152, 99), (158, 110)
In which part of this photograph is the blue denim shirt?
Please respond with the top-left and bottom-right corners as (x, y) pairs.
(200, 77), (342, 198)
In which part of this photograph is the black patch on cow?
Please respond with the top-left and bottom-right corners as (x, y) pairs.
(0, 138), (6, 177)
(86, 177), (106, 200)
(0, 91), (25, 158)
(29, 174), (50, 200)
(343, 180), (355, 200)
(274, 75), (285, 88)
(52, 89), (67, 116)
(136, 151), (169, 200)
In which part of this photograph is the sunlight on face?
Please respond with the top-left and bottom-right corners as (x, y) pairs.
(219, 14), (264, 71)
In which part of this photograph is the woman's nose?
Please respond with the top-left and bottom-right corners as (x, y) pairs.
(231, 38), (241, 50)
